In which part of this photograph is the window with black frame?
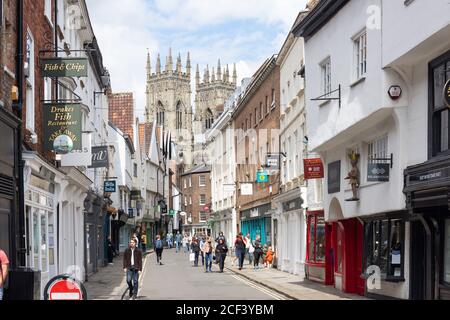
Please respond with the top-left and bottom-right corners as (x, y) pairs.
(365, 219), (404, 280)
(430, 52), (450, 156)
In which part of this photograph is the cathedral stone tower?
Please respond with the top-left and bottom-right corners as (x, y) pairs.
(145, 49), (193, 167)
(193, 60), (237, 165)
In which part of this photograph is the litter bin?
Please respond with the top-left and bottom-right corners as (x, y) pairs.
(6, 268), (41, 300)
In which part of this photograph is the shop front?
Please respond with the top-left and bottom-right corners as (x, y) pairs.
(404, 157), (450, 300)
(273, 190), (306, 275)
(305, 210), (328, 283)
(22, 151), (64, 298)
(240, 203), (272, 246)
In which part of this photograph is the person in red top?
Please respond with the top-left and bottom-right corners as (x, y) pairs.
(0, 248), (10, 300)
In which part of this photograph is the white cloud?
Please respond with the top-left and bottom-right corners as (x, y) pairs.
(87, 0), (308, 121)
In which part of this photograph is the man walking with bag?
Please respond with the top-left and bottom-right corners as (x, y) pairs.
(123, 239), (142, 300)
(0, 248), (9, 300)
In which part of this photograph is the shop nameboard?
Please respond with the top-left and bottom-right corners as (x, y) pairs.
(304, 158), (324, 179)
(407, 167), (450, 186)
(445, 79), (450, 108)
(367, 163), (390, 182)
(223, 184), (236, 193)
(41, 57), (88, 78)
(328, 161), (341, 194)
(89, 146), (109, 168)
(43, 103), (82, 153)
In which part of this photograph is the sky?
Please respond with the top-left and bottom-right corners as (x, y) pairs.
(87, 0), (308, 120)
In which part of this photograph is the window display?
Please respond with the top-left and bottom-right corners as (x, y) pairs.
(307, 213), (326, 264)
(365, 219), (404, 279)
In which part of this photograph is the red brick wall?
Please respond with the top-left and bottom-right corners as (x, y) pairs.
(234, 63), (280, 213)
(0, 0), (17, 113)
(181, 170), (212, 225)
(109, 92), (135, 142)
(21, 0), (55, 163)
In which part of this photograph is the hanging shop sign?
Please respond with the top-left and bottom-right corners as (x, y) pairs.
(266, 154), (280, 170)
(444, 79), (450, 108)
(304, 158), (324, 179)
(367, 163), (390, 182)
(89, 146), (109, 168)
(256, 171), (269, 183)
(328, 160), (341, 194)
(43, 103), (82, 153)
(130, 190), (142, 200)
(60, 133), (92, 167)
(41, 57), (88, 78)
(104, 180), (116, 193)
(240, 183), (254, 196)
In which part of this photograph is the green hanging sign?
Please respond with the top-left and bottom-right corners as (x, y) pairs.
(41, 57), (88, 78)
(256, 171), (269, 183)
(43, 103), (82, 153)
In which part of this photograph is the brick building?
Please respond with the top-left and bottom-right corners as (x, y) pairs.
(232, 55), (280, 245)
(180, 164), (212, 237)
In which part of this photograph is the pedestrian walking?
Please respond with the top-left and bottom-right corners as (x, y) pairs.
(216, 239), (228, 273)
(107, 236), (115, 265)
(132, 232), (140, 249)
(182, 234), (189, 253)
(141, 233), (147, 253)
(175, 231), (182, 253)
(245, 233), (254, 265)
(234, 233), (246, 270)
(191, 237), (201, 267)
(0, 248), (9, 301)
(202, 238), (213, 273)
(155, 235), (164, 265)
(253, 236), (263, 270)
(167, 232), (173, 249)
(188, 234), (192, 252)
(199, 237), (206, 266)
(123, 239), (142, 300)
(215, 231), (226, 246)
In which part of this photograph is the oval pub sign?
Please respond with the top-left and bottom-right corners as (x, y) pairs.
(445, 79), (450, 108)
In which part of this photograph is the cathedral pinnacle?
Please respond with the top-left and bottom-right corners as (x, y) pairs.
(186, 52), (191, 78)
(156, 53), (161, 75)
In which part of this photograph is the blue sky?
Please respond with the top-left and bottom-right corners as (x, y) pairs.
(87, 0), (308, 119)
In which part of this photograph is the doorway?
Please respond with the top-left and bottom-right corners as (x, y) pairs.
(410, 220), (428, 300)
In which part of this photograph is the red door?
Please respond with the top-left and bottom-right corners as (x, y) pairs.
(341, 219), (365, 295)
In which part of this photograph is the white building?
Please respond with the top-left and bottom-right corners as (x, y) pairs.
(23, 0), (111, 297)
(272, 12), (308, 277)
(294, 0), (450, 300)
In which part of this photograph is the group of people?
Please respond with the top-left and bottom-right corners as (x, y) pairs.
(230, 233), (275, 270)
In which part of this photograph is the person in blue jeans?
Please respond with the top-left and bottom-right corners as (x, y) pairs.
(175, 231), (182, 253)
(202, 238), (213, 273)
(123, 239), (142, 300)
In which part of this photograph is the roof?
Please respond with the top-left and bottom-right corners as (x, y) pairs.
(138, 122), (153, 156)
(181, 164), (211, 176)
(293, 0), (349, 41)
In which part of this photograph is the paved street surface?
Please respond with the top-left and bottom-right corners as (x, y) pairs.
(86, 249), (368, 300)
(138, 249), (283, 300)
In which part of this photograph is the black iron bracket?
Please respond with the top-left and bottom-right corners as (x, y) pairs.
(311, 85), (341, 108)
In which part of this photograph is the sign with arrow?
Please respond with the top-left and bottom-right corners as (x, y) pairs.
(367, 163), (390, 182)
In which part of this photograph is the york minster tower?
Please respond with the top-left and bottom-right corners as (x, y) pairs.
(145, 49), (194, 167)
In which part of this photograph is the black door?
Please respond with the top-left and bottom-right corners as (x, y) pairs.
(411, 220), (427, 300)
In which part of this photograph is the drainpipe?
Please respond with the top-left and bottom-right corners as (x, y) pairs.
(15, 0), (26, 268)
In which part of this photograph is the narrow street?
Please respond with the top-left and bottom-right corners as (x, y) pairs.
(136, 249), (285, 300)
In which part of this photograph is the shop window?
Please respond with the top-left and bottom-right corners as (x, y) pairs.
(307, 214), (326, 264)
(365, 219), (405, 280)
(444, 219), (450, 284)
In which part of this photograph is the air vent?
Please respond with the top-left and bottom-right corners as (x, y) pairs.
(0, 174), (14, 198)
